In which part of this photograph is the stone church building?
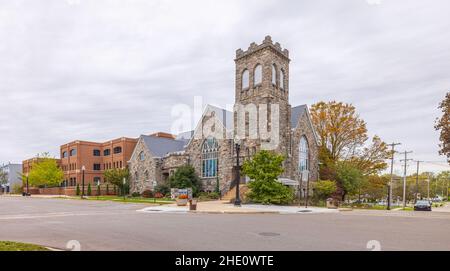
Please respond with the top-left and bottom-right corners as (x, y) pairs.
(129, 36), (319, 196)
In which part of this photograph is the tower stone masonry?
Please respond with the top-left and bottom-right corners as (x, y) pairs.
(129, 36), (319, 196)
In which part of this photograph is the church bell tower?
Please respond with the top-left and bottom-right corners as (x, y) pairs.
(233, 36), (292, 156)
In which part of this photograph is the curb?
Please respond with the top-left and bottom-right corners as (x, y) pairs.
(190, 210), (280, 215)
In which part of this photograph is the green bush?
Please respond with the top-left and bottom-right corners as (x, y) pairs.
(87, 183), (92, 196)
(154, 184), (170, 196)
(198, 191), (220, 201)
(169, 165), (201, 196)
(313, 180), (337, 200)
(11, 183), (23, 194)
(142, 190), (153, 198)
(76, 184), (80, 196)
(131, 192), (140, 197)
(247, 180), (294, 205)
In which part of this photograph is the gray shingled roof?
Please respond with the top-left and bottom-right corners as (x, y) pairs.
(141, 135), (186, 157)
(291, 104), (307, 128)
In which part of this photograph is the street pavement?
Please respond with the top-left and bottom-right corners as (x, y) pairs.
(0, 196), (449, 251)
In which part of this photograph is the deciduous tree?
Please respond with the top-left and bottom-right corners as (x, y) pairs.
(435, 92), (450, 163)
(242, 150), (294, 205)
(103, 168), (130, 196)
(27, 154), (64, 187)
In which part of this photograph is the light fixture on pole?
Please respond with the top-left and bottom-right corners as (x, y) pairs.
(233, 137), (242, 207)
(81, 165), (86, 199)
(123, 177), (126, 201)
(26, 173), (29, 196)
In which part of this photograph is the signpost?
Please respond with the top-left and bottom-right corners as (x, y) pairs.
(302, 170), (310, 208)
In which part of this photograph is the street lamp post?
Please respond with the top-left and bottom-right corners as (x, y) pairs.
(123, 177), (126, 201)
(26, 173), (29, 196)
(81, 166), (85, 199)
(234, 139), (242, 207)
(304, 171), (310, 209)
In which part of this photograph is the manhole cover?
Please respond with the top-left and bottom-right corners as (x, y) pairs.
(258, 232), (280, 237)
(298, 210), (313, 213)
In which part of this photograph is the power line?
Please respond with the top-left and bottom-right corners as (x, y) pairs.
(387, 142), (401, 210)
(399, 151), (413, 208)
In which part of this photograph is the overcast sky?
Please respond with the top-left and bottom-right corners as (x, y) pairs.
(0, 0), (449, 174)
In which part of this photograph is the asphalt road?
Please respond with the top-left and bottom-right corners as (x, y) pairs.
(0, 196), (449, 251)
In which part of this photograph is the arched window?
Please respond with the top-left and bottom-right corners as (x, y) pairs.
(280, 69), (285, 90)
(69, 149), (77, 156)
(299, 136), (309, 172)
(272, 64), (277, 85)
(113, 147), (122, 154)
(202, 137), (219, 178)
(62, 151), (68, 158)
(254, 64), (262, 85)
(104, 149), (110, 156)
(139, 151), (145, 161)
(242, 69), (249, 90)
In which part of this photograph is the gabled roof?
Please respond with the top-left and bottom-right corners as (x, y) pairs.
(141, 135), (186, 157)
(207, 104), (234, 131)
(182, 104), (234, 147)
(291, 104), (307, 128)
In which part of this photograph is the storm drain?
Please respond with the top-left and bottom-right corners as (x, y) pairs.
(298, 210), (313, 213)
(258, 232), (280, 237)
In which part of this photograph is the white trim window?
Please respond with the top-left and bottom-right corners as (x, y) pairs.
(299, 136), (309, 172)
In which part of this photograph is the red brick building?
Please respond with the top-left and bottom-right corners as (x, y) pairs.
(60, 137), (138, 187)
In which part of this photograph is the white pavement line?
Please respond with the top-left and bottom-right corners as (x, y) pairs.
(0, 211), (115, 220)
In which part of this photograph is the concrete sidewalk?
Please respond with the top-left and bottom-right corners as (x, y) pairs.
(138, 200), (339, 214)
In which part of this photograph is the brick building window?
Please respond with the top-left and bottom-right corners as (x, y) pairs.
(113, 147), (122, 154)
(104, 149), (110, 156)
(69, 149), (77, 156)
(62, 151), (68, 158)
(93, 164), (101, 171)
(94, 177), (101, 185)
(202, 137), (219, 178)
(93, 149), (101, 156)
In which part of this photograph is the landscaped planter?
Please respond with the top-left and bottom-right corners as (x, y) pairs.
(176, 198), (188, 206)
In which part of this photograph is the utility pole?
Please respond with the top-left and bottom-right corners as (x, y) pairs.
(387, 142), (401, 210)
(400, 151), (413, 208)
(414, 161), (423, 203)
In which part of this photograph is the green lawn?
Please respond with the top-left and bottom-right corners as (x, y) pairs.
(62, 195), (174, 204)
(0, 241), (49, 251)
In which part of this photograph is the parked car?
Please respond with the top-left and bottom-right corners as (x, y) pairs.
(431, 196), (442, 202)
(414, 200), (432, 211)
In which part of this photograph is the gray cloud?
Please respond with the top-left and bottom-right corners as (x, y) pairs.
(0, 0), (448, 173)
